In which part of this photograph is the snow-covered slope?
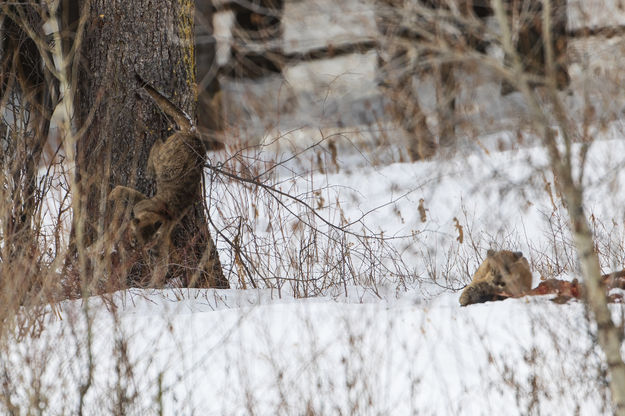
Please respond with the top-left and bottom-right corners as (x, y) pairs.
(6, 287), (616, 415)
(7, 134), (625, 414)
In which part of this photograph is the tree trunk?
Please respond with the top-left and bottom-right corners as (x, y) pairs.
(558, 170), (625, 414)
(72, 0), (228, 289)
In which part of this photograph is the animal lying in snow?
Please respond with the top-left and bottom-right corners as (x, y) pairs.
(460, 251), (625, 306)
(459, 250), (532, 306)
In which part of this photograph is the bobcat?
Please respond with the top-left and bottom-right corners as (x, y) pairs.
(459, 250), (533, 306)
(107, 75), (221, 282)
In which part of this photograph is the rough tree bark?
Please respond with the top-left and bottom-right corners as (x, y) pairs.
(71, 0), (228, 289)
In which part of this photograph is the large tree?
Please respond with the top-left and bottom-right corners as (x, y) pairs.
(69, 0), (228, 289)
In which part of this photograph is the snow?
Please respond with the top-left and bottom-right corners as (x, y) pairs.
(5, 288), (615, 415)
(6, 131), (625, 414)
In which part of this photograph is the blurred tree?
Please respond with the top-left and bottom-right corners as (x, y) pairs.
(375, 0), (568, 160)
(195, 0), (224, 138)
(223, 0), (284, 79)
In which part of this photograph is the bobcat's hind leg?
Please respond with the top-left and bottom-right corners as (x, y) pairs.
(108, 186), (149, 245)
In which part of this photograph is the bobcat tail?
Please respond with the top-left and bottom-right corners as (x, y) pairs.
(135, 73), (195, 133)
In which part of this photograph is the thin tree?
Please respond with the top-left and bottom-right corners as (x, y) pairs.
(0, 3), (58, 302)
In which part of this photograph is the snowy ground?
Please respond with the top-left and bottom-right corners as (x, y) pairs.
(6, 130), (625, 415)
(6, 287), (618, 415)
